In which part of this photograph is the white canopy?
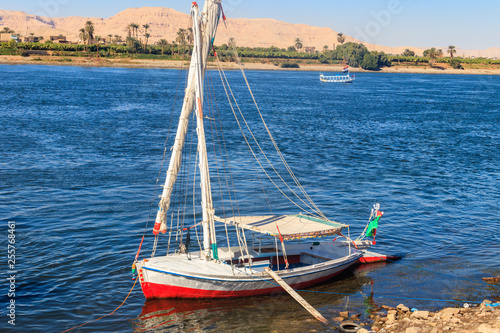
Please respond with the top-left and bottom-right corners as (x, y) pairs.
(214, 214), (346, 240)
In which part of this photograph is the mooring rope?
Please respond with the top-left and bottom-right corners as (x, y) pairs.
(61, 279), (137, 333)
(295, 289), (487, 305)
(383, 257), (500, 288)
(231, 262), (492, 307)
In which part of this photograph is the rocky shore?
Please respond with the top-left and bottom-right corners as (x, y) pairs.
(332, 300), (499, 333)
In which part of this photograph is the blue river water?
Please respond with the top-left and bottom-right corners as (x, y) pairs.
(0, 64), (499, 332)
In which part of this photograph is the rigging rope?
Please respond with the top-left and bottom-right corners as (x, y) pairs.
(208, 65), (274, 217)
(205, 70), (236, 265)
(220, 14), (327, 220)
(205, 67), (252, 261)
(214, 57), (321, 217)
(216, 8), (347, 262)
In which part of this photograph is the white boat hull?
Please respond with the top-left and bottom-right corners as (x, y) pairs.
(137, 242), (362, 299)
(320, 74), (355, 83)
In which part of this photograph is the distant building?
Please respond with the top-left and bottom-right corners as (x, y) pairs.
(50, 35), (68, 43)
(9, 34), (21, 42)
(304, 46), (316, 53)
(23, 36), (41, 43)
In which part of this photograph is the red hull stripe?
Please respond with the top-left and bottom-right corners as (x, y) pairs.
(141, 269), (347, 299)
(359, 256), (387, 263)
(358, 255), (400, 264)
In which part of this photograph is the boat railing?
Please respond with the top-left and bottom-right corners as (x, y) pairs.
(319, 73), (354, 83)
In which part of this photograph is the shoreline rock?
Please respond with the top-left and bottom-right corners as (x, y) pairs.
(332, 300), (499, 333)
(365, 300), (499, 333)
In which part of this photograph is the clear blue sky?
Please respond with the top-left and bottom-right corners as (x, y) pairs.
(1, 0), (498, 49)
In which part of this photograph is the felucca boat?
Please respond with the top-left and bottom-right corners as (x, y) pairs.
(133, 0), (385, 300)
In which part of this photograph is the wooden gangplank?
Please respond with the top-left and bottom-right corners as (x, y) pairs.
(264, 268), (328, 324)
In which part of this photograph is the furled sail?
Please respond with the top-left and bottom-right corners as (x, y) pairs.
(153, 1), (222, 236)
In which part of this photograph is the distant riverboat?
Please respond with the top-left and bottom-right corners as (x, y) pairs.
(320, 65), (355, 83)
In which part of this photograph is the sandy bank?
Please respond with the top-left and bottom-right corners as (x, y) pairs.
(1, 55), (500, 75)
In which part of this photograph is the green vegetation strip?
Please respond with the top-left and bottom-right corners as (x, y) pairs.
(1, 41), (498, 70)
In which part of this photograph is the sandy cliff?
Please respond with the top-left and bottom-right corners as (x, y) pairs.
(0, 7), (498, 58)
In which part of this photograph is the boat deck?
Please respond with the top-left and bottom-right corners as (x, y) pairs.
(140, 241), (360, 278)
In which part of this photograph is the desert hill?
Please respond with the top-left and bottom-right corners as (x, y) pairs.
(0, 7), (498, 58)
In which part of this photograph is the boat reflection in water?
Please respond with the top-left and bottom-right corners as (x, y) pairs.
(133, 262), (390, 332)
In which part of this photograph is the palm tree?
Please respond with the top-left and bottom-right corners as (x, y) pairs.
(176, 28), (187, 56)
(125, 23), (138, 39)
(186, 28), (194, 44)
(142, 24), (150, 52)
(447, 45), (456, 59)
(29, 32), (35, 43)
(337, 32), (345, 45)
(131, 23), (139, 38)
(323, 45), (328, 52)
(126, 36), (134, 47)
(157, 39), (169, 55)
(126, 24), (133, 38)
(294, 37), (303, 52)
(84, 21), (94, 45)
(144, 33), (151, 53)
(126, 36), (140, 52)
(95, 36), (101, 55)
(402, 48), (415, 57)
(79, 28), (88, 50)
(424, 47), (443, 65)
(114, 35), (122, 44)
(107, 34), (113, 45)
(186, 28), (194, 53)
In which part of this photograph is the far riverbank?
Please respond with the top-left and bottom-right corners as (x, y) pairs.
(1, 55), (500, 75)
